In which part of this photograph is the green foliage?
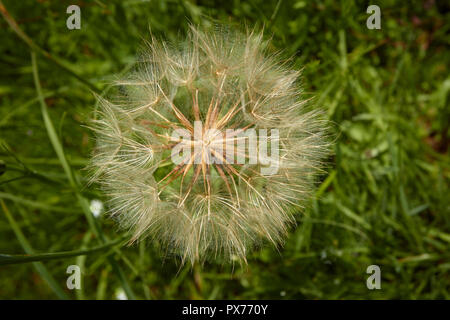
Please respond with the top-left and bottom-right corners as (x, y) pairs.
(0, 0), (448, 299)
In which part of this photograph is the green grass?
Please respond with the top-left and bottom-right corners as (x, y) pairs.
(0, 0), (448, 299)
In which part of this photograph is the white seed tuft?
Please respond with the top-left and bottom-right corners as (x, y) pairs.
(88, 25), (330, 264)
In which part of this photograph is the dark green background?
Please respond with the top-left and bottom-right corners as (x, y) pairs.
(0, 0), (449, 299)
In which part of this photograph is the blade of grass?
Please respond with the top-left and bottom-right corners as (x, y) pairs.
(315, 170), (336, 198)
(96, 268), (109, 300)
(0, 199), (69, 299)
(336, 201), (371, 231)
(0, 192), (80, 213)
(1, 141), (68, 186)
(75, 231), (92, 300)
(0, 0), (100, 93)
(31, 52), (136, 299)
(0, 235), (125, 266)
(139, 241), (152, 299)
(270, 0), (283, 22)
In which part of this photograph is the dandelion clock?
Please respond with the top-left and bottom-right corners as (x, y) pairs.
(88, 25), (329, 264)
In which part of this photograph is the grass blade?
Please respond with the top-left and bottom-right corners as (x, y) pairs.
(0, 0), (100, 93)
(1, 199), (69, 299)
(0, 236), (125, 266)
(31, 52), (136, 299)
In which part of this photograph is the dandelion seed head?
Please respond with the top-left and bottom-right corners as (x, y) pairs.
(88, 25), (330, 264)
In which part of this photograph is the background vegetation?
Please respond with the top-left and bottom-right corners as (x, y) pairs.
(0, 0), (448, 299)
